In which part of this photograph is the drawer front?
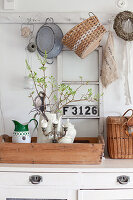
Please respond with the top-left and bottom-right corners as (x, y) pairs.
(81, 173), (133, 189)
(0, 187), (76, 200)
(0, 172), (79, 187)
(78, 189), (133, 200)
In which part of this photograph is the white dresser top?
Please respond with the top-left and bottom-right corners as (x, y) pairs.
(0, 158), (133, 173)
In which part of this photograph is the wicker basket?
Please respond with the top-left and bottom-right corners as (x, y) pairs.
(62, 12), (106, 58)
(107, 109), (133, 159)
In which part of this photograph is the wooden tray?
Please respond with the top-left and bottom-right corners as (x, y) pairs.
(0, 135), (104, 164)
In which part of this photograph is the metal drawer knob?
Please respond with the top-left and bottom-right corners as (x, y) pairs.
(117, 175), (130, 184)
(29, 175), (43, 184)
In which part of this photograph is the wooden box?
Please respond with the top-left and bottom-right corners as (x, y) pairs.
(0, 135), (104, 164)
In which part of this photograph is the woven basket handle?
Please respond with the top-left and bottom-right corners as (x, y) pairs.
(122, 109), (133, 117)
(122, 109), (133, 136)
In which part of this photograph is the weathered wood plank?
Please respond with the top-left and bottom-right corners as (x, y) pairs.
(0, 12), (114, 24)
(0, 136), (104, 164)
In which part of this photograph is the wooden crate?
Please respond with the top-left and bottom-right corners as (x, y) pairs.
(0, 135), (104, 164)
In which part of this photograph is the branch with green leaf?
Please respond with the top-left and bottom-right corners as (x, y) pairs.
(25, 53), (102, 120)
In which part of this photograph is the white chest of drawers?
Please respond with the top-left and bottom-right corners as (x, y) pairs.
(0, 158), (133, 200)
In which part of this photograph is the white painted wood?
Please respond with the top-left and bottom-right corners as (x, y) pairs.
(98, 46), (104, 135)
(0, 159), (133, 199)
(78, 189), (133, 200)
(78, 190), (82, 200)
(81, 172), (133, 189)
(0, 12), (115, 24)
(57, 47), (103, 138)
(0, 172), (79, 188)
(0, 158), (133, 173)
(61, 81), (100, 85)
(57, 52), (100, 134)
(0, 187), (76, 200)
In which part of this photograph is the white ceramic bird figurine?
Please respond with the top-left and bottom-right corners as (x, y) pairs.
(58, 119), (76, 143)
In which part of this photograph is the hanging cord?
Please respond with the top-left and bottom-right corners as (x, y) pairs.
(25, 46), (33, 77)
(25, 47), (30, 75)
(0, 92), (5, 134)
(108, 18), (112, 32)
(123, 19), (133, 105)
(21, 18), (34, 38)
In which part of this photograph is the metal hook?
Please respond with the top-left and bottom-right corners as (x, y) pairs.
(80, 17), (85, 21)
(27, 18), (32, 23)
(45, 17), (54, 24)
(88, 12), (95, 17)
(67, 18), (71, 22)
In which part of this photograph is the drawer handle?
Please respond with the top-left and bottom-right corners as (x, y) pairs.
(29, 175), (43, 184)
(117, 175), (130, 184)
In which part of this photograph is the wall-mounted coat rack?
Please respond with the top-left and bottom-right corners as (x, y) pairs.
(0, 12), (114, 25)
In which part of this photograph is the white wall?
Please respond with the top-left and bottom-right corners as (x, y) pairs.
(0, 0), (133, 13)
(0, 0), (133, 139)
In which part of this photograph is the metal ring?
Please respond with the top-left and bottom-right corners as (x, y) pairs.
(47, 58), (54, 64)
